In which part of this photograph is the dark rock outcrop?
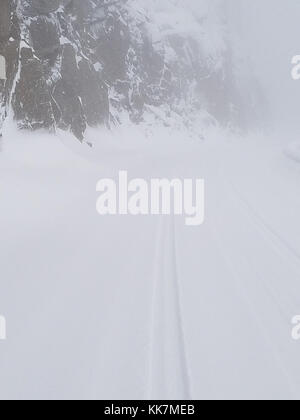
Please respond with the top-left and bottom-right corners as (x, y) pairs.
(0, 0), (11, 41)
(0, 0), (257, 140)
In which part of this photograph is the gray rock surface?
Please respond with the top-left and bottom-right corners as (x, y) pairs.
(0, 0), (11, 41)
(0, 0), (257, 140)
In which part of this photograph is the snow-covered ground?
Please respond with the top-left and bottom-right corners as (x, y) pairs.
(1, 121), (300, 400)
(0, 0), (299, 401)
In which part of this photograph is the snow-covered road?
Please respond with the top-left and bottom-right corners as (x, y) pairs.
(0, 125), (300, 400)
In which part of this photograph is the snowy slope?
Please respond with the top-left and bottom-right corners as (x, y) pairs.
(129, 0), (226, 53)
(1, 123), (300, 399)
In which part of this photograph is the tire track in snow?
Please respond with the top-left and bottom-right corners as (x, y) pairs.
(147, 216), (191, 400)
(208, 220), (298, 398)
(219, 173), (300, 313)
(206, 181), (299, 398)
(225, 175), (300, 268)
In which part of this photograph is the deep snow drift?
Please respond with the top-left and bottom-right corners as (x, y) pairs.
(1, 121), (300, 400)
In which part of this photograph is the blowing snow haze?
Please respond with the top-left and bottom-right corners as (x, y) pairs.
(228, 0), (300, 135)
(0, 0), (264, 141)
(2, 0), (300, 401)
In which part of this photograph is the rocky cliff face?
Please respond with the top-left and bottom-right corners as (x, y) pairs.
(0, 0), (256, 140)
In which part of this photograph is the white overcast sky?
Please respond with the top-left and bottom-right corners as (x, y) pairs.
(228, 0), (300, 132)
